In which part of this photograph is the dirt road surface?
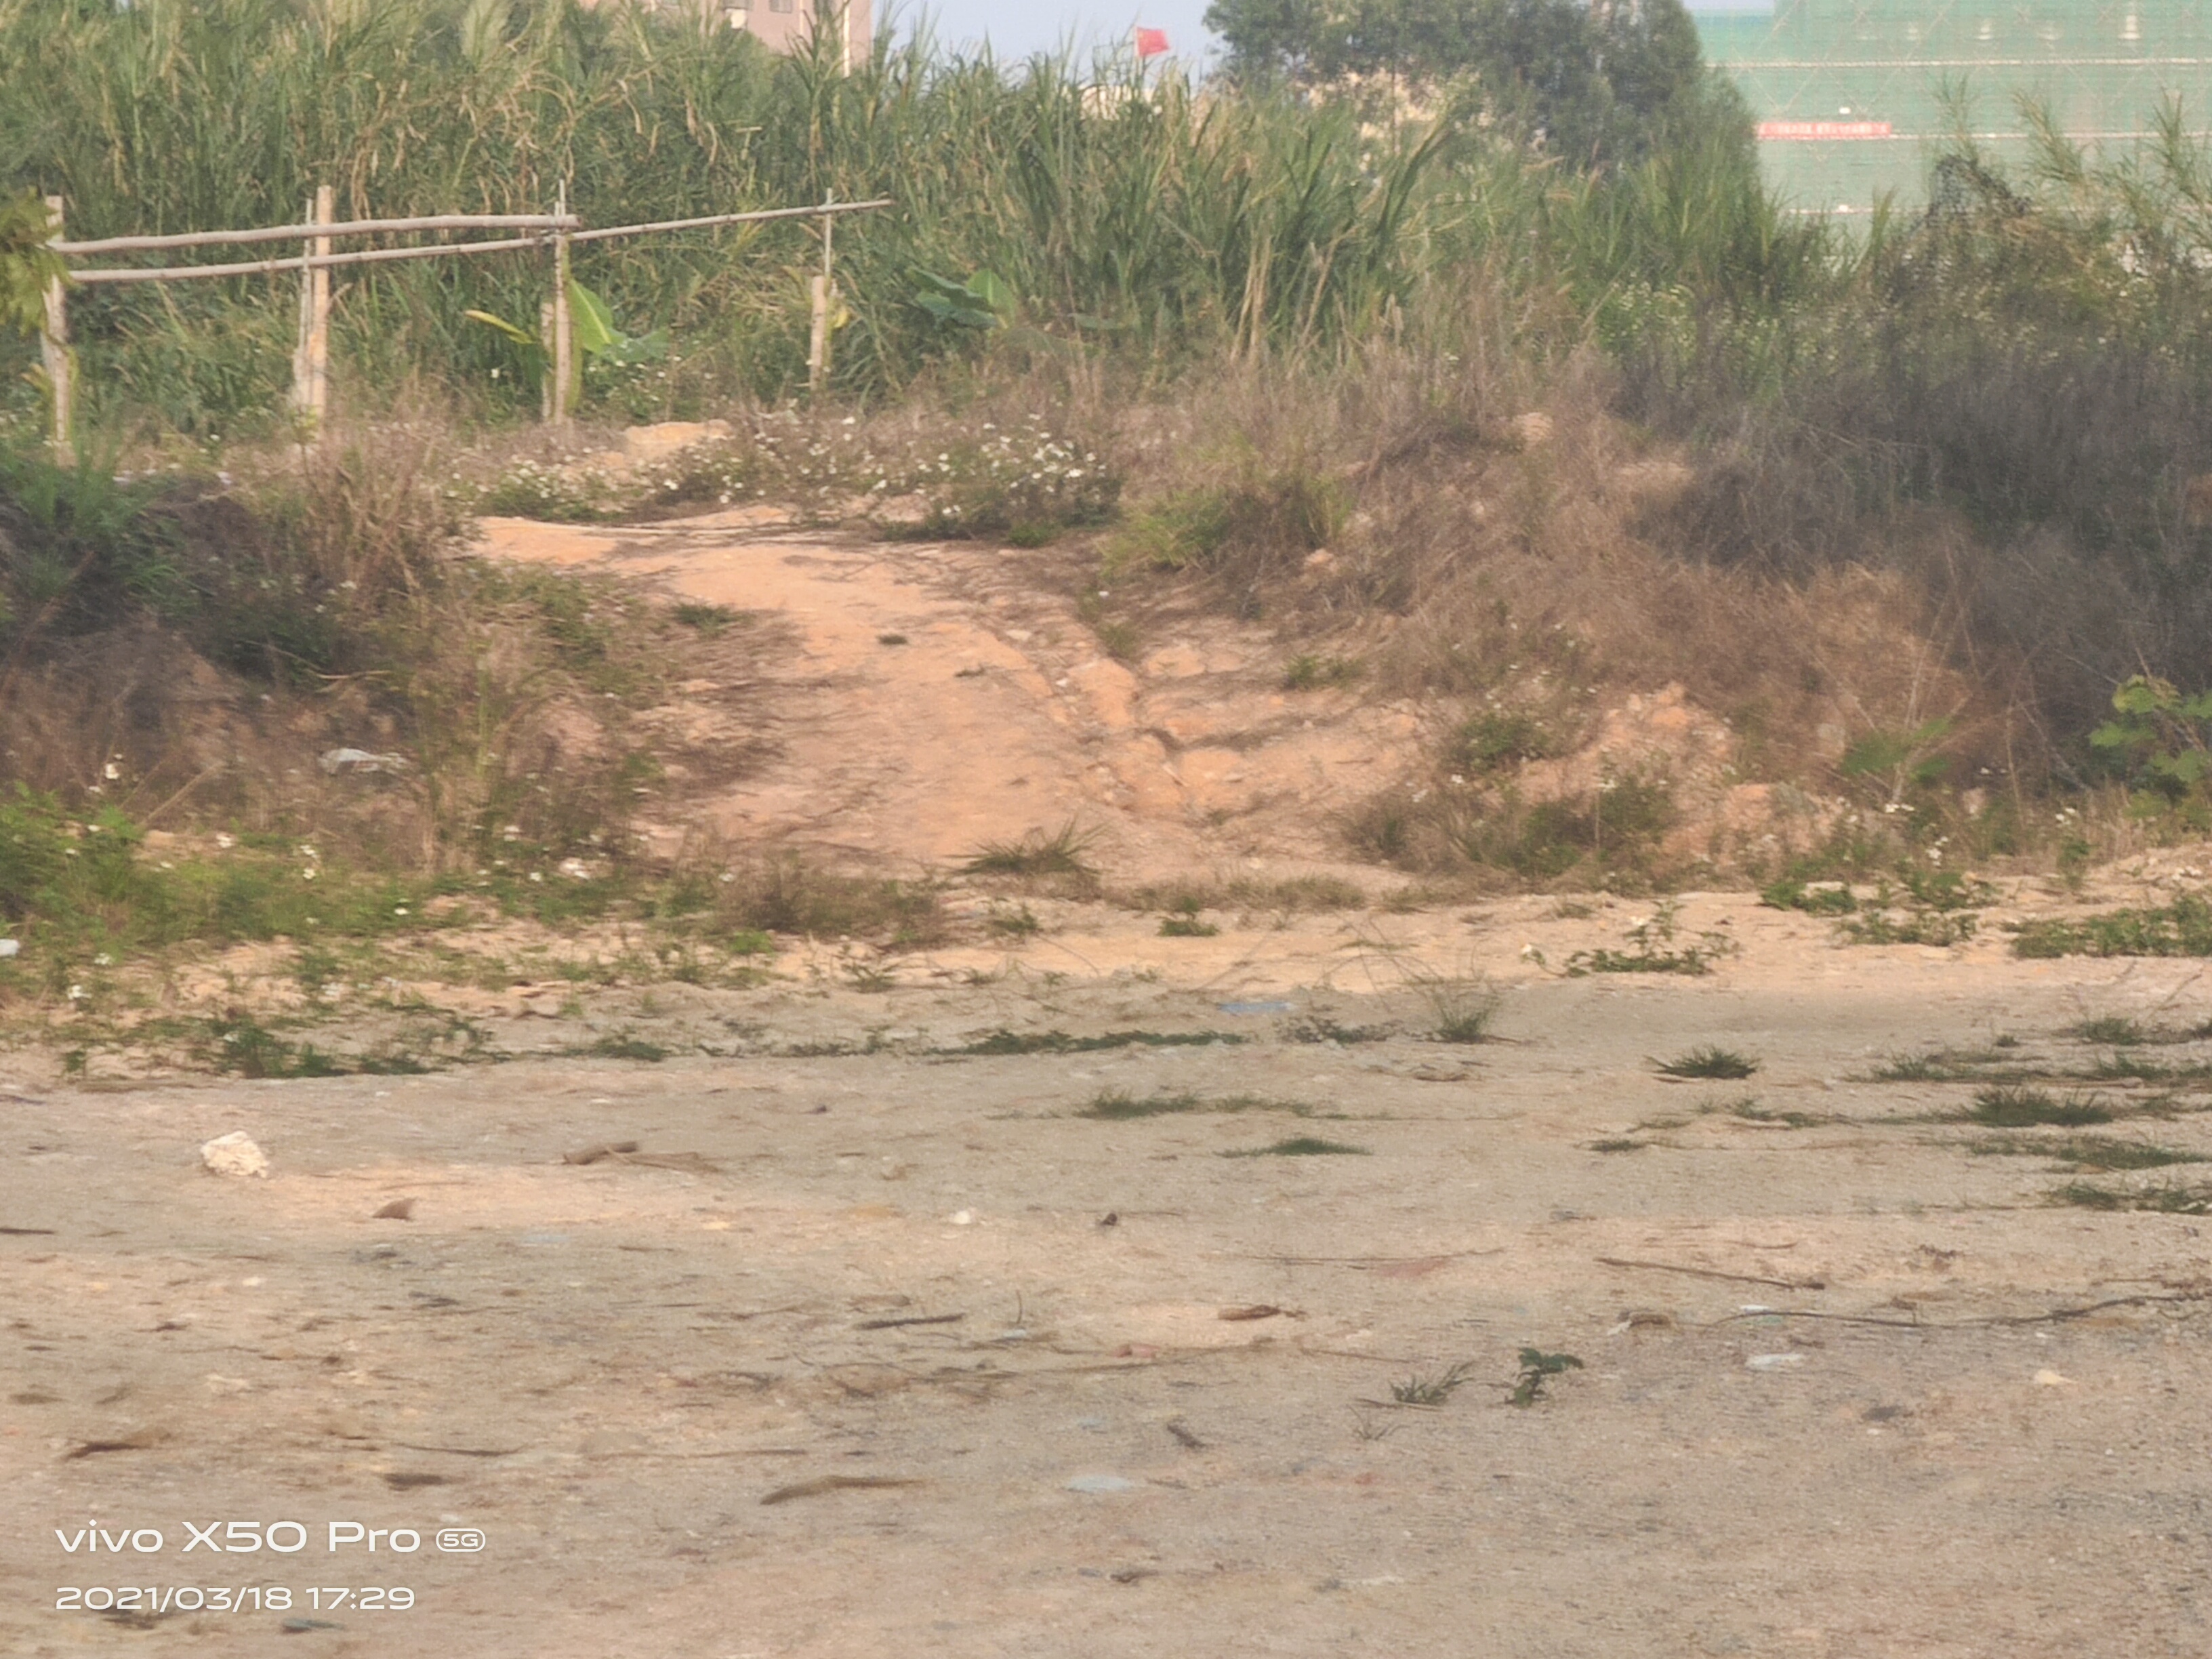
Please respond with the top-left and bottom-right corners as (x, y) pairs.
(9, 893), (2212, 1657)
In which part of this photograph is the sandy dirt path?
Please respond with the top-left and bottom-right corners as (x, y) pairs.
(7, 896), (2212, 1657)
(477, 512), (1420, 875)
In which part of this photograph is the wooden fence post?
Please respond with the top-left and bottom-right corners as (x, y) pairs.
(807, 190), (834, 396)
(549, 183), (573, 426)
(39, 196), (72, 459)
(289, 184), (333, 436)
(539, 300), (556, 422)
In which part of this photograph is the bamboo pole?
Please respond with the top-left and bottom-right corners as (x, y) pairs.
(290, 184), (333, 433)
(70, 234), (559, 287)
(54, 213), (576, 256)
(550, 184), (573, 427)
(39, 196), (71, 459)
(565, 198), (890, 246)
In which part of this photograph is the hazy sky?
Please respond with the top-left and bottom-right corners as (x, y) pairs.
(887, 0), (1223, 68)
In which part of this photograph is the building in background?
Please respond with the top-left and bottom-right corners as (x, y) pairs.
(1692, 0), (2212, 213)
(714, 0), (871, 66)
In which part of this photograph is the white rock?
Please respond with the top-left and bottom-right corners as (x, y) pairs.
(200, 1132), (270, 1179)
(0, 939), (17, 958)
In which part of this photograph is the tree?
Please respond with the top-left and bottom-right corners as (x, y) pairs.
(1205, 0), (1742, 171)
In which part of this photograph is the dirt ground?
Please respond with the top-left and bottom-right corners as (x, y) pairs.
(8, 888), (2212, 1658)
(9, 505), (2212, 1655)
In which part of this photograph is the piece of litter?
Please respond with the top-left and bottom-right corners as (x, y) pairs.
(948, 1209), (975, 1226)
(1065, 1474), (1139, 1494)
(1217, 1000), (1294, 1016)
(2033, 1368), (2074, 1387)
(1739, 1304), (1774, 1315)
(1746, 1353), (1805, 1370)
(0, 939), (17, 958)
(200, 1132), (270, 1179)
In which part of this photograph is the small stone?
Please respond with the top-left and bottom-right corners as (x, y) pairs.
(1745, 1353), (1805, 1371)
(372, 1198), (416, 1221)
(0, 939), (18, 958)
(200, 1132), (270, 1179)
(2033, 1368), (2074, 1387)
(948, 1209), (975, 1226)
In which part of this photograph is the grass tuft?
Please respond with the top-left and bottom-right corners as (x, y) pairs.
(1225, 1135), (1368, 1156)
(1654, 1046), (1759, 1080)
(960, 819), (1102, 886)
(1967, 1086), (2114, 1127)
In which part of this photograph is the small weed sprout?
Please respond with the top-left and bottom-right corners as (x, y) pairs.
(1509, 1347), (1584, 1408)
(1655, 1046), (1760, 1080)
(1391, 1361), (1475, 1406)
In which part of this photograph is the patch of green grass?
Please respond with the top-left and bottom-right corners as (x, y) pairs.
(1158, 898), (1219, 937)
(2051, 1181), (2212, 1213)
(959, 818), (1102, 886)
(586, 1031), (671, 1063)
(1971, 1135), (2204, 1170)
(1565, 901), (1735, 978)
(1408, 971), (1501, 1044)
(1080, 1089), (1315, 1120)
(203, 1015), (348, 1079)
(1285, 1017), (1395, 1044)
(1967, 1086), (2115, 1127)
(1283, 653), (1364, 691)
(954, 1029), (1245, 1056)
(1760, 879), (1857, 915)
(1391, 1361), (1475, 1405)
(2012, 893), (2212, 958)
(1655, 1046), (1760, 1080)
(671, 602), (739, 634)
(1838, 909), (1979, 946)
(1447, 711), (1553, 775)
(985, 903), (1042, 937)
(1225, 1135), (1368, 1156)
(1728, 1101), (1826, 1127)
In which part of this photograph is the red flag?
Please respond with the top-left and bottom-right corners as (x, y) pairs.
(1134, 26), (1170, 58)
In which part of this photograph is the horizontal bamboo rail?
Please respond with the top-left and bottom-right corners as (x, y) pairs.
(53, 213), (578, 256)
(567, 198), (892, 245)
(70, 234), (562, 286)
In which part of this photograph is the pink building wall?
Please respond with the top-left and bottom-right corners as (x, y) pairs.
(721, 0), (872, 66)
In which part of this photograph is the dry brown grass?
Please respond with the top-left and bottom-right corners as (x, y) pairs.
(1088, 347), (2020, 882)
